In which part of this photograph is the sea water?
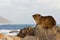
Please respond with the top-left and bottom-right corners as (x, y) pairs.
(0, 24), (35, 36)
(0, 24), (34, 30)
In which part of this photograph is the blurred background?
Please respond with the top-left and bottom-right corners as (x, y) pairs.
(0, 0), (60, 25)
(0, 0), (60, 36)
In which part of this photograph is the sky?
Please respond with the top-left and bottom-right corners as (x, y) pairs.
(0, 0), (60, 24)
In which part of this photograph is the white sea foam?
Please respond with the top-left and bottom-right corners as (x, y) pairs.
(0, 29), (20, 36)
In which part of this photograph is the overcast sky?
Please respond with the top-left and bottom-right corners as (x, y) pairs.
(0, 0), (60, 24)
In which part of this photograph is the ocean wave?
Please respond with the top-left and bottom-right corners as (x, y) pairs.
(0, 29), (20, 36)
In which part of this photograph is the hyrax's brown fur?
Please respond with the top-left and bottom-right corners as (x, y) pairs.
(32, 14), (56, 29)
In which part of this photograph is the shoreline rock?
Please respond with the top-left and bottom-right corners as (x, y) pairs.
(0, 26), (60, 40)
(17, 27), (35, 38)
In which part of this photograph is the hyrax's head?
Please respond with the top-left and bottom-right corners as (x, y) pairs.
(32, 14), (41, 24)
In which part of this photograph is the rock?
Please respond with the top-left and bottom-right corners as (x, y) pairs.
(56, 26), (60, 32)
(35, 25), (57, 40)
(56, 26), (60, 40)
(47, 27), (57, 40)
(22, 36), (37, 40)
(0, 33), (5, 38)
(0, 33), (6, 40)
(0, 34), (22, 40)
(9, 31), (19, 33)
(1, 25), (60, 40)
(17, 27), (35, 38)
(6, 36), (22, 40)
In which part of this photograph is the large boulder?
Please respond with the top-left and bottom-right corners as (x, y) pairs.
(35, 25), (57, 40)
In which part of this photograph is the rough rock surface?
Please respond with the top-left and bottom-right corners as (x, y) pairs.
(1, 26), (60, 40)
(17, 27), (35, 38)
(35, 25), (57, 40)
(0, 34), (22, 40)
(22, 36), (37, 40)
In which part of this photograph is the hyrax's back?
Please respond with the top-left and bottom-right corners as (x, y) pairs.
(40, 16), (56, 28)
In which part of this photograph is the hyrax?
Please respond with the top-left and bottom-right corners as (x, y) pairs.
(32, 14), (56, 29)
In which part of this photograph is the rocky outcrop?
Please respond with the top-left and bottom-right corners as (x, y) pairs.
(16, 25), (60, 40)
(1, 26), (60, 40)
(22, 36), (37, 40)
(35, 25), (57, 40)
(0, 34), (22, 40)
